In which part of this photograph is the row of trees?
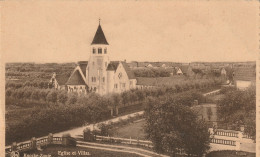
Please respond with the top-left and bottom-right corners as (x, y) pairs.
(6, 104), (110, 144)
(6, 81), (49, 89)
(132, 67), (228, 79)
(6, 62), (76, 73)
(6, 78), (216, 108)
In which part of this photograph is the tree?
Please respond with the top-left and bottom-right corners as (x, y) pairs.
(6, 88), (12, 97)
(207, 107), (213, 121)
(39, 89), (49, 101)
(218, 86), (256, 140)
(46, 90), (58, 103)
(67, 92), (78, 105)
(121, 91), (129, 106)
(23, 89), (32, 99)
(57, 91), (68, 104)
(31, 89), (40, 100)
(145, 97), (210, 156)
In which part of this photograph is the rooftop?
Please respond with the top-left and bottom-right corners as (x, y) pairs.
(91, 24), (109, 45)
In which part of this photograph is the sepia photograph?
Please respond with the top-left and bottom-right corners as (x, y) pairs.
(1, 1), (258, 157)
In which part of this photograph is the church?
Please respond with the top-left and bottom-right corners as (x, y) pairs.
(50, 22), (137, 95)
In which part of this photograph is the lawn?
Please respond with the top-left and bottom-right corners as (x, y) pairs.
(108, 119), (147, 140)
(21, 145), (141, 157)
(206, 150), (256, 157)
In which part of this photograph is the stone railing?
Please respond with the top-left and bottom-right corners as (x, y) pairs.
(214, 129), (239, 138)
(95, 135), (153, 148)
(242, 133), (253, 139)
(210, 138), (236, 146)
(5, 133), (63, 156)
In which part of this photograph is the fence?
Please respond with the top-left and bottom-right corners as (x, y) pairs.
(243, 133), (253, 139)
(95, 135), (195, 156)
(203, 89), (221, 96)
(94, 135), (239, 155)
(214, 129), (239, 138)
(210, 138), (236, 146)
(209, 128), (254, 140)
(5, 134), (63, 155)
(95, 135), (153, 148)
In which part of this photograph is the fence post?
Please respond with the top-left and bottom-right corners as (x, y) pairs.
(11, 142), (17, 152)
(48, 133), (53, 144)
(208, 128), (214, 135)
(116, 107), (119, 115)
(31, 137), (37, 149)
(235, 141), (240, 151)
(238, 132), (243, 140)
(111, 108), (113, 116)
(62, 134), (70, 146)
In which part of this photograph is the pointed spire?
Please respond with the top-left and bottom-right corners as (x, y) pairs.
(91, 20), (109, 45)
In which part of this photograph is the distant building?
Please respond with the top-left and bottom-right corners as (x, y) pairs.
(146, 64), (153, 68)
(220, 68), (227, 76)
(233, 67), (256, 90)
(175, 65), (194, 76)
(176, 67), (183, 75)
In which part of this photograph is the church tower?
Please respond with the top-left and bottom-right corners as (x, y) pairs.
(86, 20), (110, 95)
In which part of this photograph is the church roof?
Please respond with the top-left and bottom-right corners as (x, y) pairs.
(91, 24), (109, 45)
(107, 61), (120, 71)
(122, 62), (136, 79)
(107, 61), (136, 79)
(56, 74), (70, 85)
(78, 61), (88, 77)
(66, 70), (86, 85)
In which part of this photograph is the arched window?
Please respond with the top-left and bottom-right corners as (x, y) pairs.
(93, 48), (96, 54)
(104, 48), (107, 54)
(98, 48), (102, 54)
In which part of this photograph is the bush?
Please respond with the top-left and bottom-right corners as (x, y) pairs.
(46, 90), (58, 103)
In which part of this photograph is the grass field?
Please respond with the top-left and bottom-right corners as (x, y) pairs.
(108, 119), (147, 140)
(22, 145), (141, 157)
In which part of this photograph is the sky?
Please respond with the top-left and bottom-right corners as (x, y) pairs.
(1, 1), (258, 63)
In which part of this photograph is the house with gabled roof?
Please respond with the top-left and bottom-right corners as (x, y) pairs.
(175, 65), (194, 76)
(49, 73), (70, 90)
(234, 67), (256, 90)
(52, 21), (137, 95)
